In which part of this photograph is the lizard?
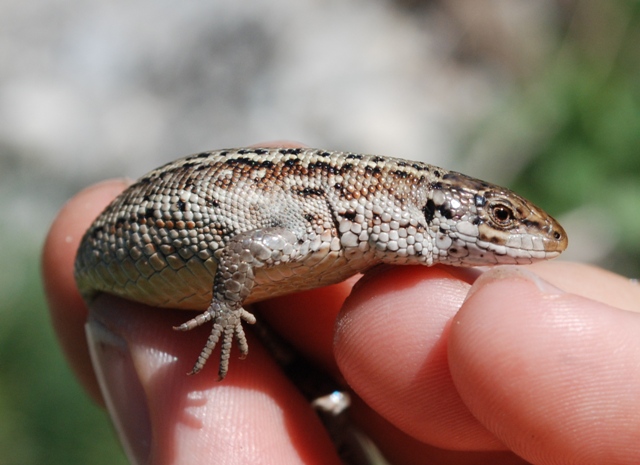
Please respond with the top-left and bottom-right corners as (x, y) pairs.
(75, 147), (568, 379)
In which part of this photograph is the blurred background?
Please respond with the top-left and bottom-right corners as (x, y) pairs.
(1, 0), (638, 463)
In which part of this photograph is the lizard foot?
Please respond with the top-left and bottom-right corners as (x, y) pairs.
(174, 302), (256, 379)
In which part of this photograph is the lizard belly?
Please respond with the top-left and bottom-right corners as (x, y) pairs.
(76, 236), (378, 310)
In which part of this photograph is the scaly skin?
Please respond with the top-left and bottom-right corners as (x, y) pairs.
(75, 147), (568, 379)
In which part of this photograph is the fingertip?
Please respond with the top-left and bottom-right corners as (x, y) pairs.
(42, 178), (131, 296)
(449, 266), (640, 464)
(335, 266), (500, 449)
(529, 261), (640, 313)
(42, 178), (130, 404)
(43, 179), (131, 299)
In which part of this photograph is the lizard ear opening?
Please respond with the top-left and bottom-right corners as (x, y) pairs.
(423, 199), (436, 224)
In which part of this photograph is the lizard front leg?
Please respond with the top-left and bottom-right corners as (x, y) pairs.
(173, 227), (300, 379)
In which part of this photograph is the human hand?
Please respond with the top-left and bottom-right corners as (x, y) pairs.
(42, 144), (640, 464)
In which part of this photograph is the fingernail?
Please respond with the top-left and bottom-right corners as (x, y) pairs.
(465, 266), (566, 302)
(86, 314), (151, 465)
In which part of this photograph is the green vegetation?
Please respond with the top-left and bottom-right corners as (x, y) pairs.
(0, 241), (127, 465)
(467, 0), (640, 276)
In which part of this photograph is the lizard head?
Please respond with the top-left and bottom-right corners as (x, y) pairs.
(422, 171), (568, 266)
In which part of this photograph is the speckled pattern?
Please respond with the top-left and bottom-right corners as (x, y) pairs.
(75, 147), (568, 378)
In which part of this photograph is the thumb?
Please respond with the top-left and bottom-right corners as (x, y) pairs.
(448, 266), (640, 465)
(86, 295), (340, 465)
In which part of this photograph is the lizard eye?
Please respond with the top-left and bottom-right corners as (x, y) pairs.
(488, 202), (515, 227)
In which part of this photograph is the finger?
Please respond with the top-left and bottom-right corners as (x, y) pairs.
(261, 270), (522, 463)
(528, 261), (640, 313)
(349, 401), (529, 465)
(334, 265), (503, 451)
(87, 294), (341, 465)
(42, 179), (131, 404)
(449, 266), (640, 465)
(258, 276), (358, 378)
